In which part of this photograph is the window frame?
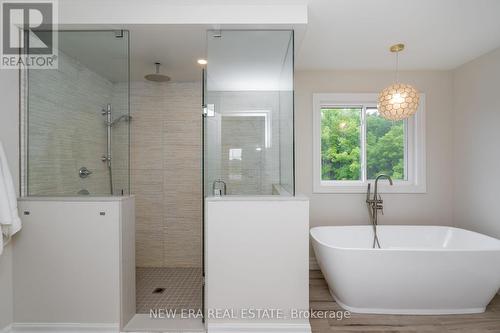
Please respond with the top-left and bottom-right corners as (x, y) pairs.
(313, 93), (426, 194)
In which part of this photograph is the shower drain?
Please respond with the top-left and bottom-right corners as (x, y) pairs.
(152, 287), (166, 294)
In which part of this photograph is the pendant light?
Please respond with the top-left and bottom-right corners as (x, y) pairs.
(378, 44), (420, 121)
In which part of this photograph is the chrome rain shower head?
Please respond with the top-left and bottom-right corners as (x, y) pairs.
(145, 62), (171, 82)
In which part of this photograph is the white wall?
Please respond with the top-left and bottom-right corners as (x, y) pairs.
(452, 47), (500, 239)
(0, 243), (13, 330)
(295, 70), (454, 265)
(0, 69), (18, 330)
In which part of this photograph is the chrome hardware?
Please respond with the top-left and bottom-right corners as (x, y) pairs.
(203, 104), (215, 117)
(212, 29), (222, 38)
(101, 104), (111, 116)
(212, 179), (227, 196)
(79, 167), (93, 179)
(366, 174), (393, 248)
(102, 104), (112, 172)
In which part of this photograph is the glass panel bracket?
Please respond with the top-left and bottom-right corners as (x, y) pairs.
(203, 103), (215, 117)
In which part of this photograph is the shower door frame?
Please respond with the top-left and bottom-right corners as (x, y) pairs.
(201, 66), (207, 322)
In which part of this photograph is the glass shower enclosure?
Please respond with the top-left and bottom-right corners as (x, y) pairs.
(22, 30), (130, 196)
(203, 30), (294, 197)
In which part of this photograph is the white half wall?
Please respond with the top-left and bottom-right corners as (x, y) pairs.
(0, 67), (19, 330)
(452, 47), (500, 239)
(205, 196), (310, 333)
(14, 197), (134, 326)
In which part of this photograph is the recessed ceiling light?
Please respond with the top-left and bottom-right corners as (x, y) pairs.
(197, 59), (207, 65)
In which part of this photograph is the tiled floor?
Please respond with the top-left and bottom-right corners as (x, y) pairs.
(136, 267), (202, 314)
(310, 270), (500, 332)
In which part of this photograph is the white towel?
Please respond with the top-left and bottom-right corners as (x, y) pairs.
(0, 141), (22, 253)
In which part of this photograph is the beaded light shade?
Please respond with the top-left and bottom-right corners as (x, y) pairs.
(378, 83), (419, 121)
(378, 44), (420, 121)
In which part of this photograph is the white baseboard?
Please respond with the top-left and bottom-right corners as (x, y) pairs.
(207, 322), (311, 333)
(0, 320), (311, 333)
(5, 321), (314, 333)
(5, 323), (119, 333)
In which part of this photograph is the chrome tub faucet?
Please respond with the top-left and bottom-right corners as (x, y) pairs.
(366, 174), (393, 248)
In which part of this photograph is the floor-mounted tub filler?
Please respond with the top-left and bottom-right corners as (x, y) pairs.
(310, 225), (500, 315)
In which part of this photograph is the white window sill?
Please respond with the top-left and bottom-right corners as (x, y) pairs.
(313, 181), (426, 194)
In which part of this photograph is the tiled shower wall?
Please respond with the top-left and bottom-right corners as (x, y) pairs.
(130, 81), (202, 268)
(27, 52), (114, 195)
(25, 51), (129, 196)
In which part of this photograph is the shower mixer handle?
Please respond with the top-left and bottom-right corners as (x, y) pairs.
(79, 167), (93, 179)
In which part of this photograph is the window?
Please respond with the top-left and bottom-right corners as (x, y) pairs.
(313, 93), (426, 193)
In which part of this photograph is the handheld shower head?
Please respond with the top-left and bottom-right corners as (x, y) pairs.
(110, 114), (132, 126)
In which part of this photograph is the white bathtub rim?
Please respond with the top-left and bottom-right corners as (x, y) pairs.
(329, 289), (486, 315)
(310, 225), (500, 252)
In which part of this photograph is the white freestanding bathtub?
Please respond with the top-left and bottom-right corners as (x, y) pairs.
(310, 226), (500, 315)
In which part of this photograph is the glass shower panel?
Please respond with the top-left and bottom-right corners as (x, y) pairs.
(25, 30), (129, 196)
(278, 32), (294, 194)
(204, 30), (294, 196)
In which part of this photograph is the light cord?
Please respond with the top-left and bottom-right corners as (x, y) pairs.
(395, 51), (399, 83)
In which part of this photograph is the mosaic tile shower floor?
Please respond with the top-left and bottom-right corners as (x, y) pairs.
(136, 267), (202, 314)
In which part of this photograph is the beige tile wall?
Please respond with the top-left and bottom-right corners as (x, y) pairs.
(26, 51), (115, 196)
(131, 81), (202, 268)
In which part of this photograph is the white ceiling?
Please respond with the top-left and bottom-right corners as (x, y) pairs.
(129, 25), (206, 82)
(296, 0), (500, 71)
(58, 26), (206, 83)
(57, 0), (500, 83)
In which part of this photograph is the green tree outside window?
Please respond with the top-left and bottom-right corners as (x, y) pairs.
(321, 107), (404, 181)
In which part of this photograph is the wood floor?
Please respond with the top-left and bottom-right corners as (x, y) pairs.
(309, 270), (500, 333)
